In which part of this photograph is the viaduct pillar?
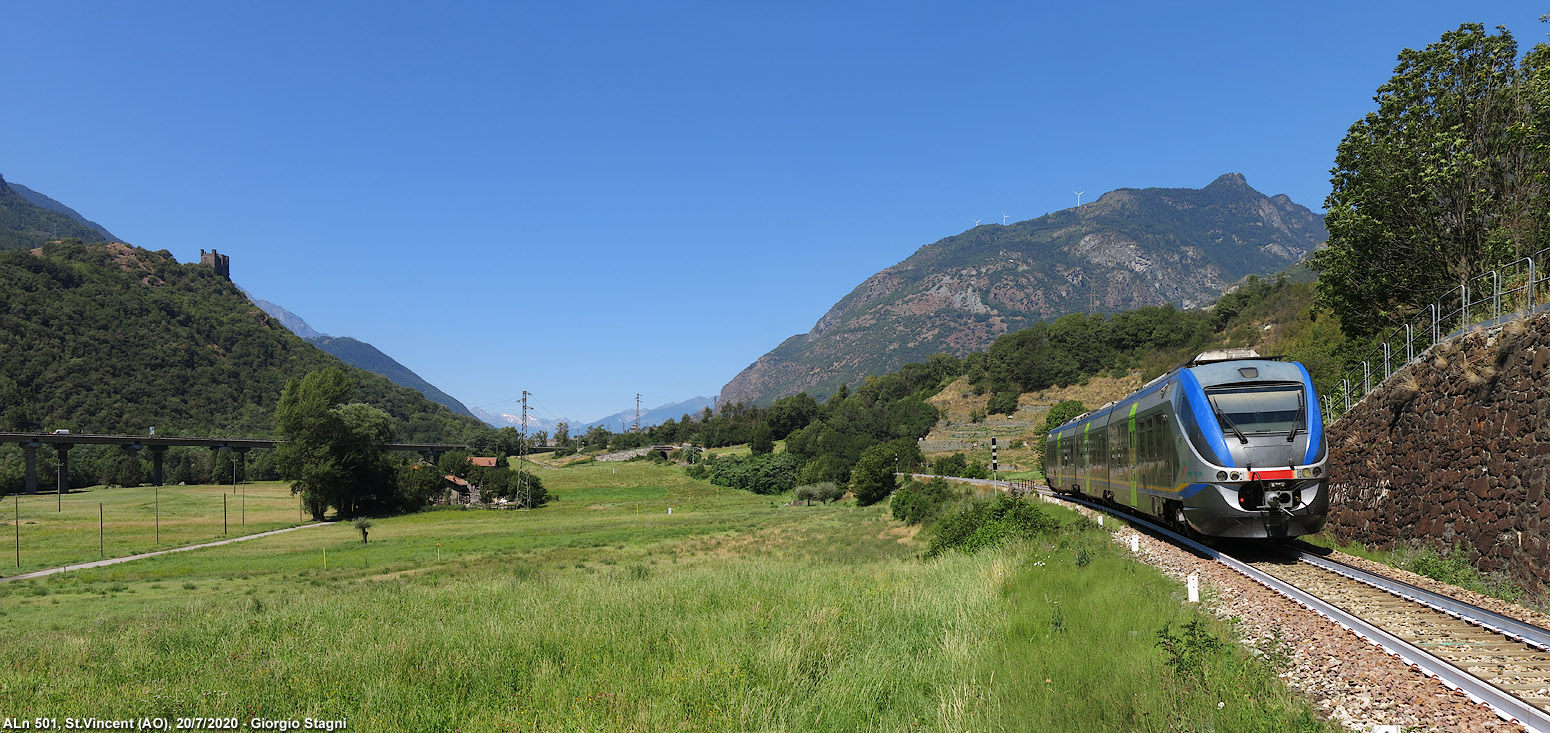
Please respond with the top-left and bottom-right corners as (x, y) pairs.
(121, 443), (143, 484)
(21, 441), (41, 495)
(54, 444), (71, 496)
(149, 445), (168, 486)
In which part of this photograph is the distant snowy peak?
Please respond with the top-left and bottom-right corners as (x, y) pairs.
(470, 407), (568, 433)
(471, 396), (715, 433)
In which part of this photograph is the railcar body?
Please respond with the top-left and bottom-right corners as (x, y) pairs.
(1043, 350), (1328, 538)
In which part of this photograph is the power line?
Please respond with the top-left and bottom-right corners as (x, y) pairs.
(517, 390), (530, 507)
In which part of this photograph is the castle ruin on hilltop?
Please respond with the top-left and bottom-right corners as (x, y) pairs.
(200, 249), (230, 280)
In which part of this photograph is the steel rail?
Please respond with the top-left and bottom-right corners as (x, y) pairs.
(1291, 549), (1550, 652)
(901, 474), (1550, 731)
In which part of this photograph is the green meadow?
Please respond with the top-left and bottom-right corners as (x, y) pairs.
(4, 481), (307, 573)
(0, 462), (1328, 731)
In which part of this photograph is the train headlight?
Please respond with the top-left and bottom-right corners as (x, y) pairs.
(1298, 468), (1311, 478)
(1229, 472), (1240, 481)
(1312, 466), (1322, 477)
(1216, 471), (1227, 481)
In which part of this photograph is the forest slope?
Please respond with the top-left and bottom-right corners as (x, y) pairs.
(0, 241), (486, 442)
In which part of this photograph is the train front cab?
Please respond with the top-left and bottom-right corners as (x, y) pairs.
(1168, 360), (1329, 539)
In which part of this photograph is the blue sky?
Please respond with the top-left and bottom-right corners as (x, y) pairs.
(2, 1), (1544, 423)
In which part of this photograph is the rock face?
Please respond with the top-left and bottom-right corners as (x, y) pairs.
(719, 174), (1326, 406)
(1325, 314), (1550, 591)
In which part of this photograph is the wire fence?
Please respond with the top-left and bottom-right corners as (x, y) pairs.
(1323, 247), (1550, 421)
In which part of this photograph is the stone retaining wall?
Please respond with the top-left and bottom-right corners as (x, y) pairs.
(1326, 314), (1550, 591)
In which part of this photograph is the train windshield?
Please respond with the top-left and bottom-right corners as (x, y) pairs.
(1204, 383), (1304, 435)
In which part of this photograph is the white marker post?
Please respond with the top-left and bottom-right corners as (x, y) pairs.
(1129, 534), (1139, 553)
(1187, 573), (1199, 603)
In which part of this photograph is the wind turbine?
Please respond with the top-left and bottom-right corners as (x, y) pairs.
(1074, 191), (1085, 206)
(973, 218), (982, 227)
(1001, 212), (1009, 225)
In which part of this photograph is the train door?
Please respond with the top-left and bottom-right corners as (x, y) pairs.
(1107, 417), (1124, 503)
(1085, 421), (1097, 492)
(1127, 403), (1138, 508)
(1091, 417), (1109, 498)
(1062, 429), (1076, 492)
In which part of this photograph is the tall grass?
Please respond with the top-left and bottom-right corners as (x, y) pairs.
(977, 525), (1330, 732)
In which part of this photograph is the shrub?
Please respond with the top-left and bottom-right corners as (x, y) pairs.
(890, 478), (954, 525)
(794, 481), (844, 505)
(1156, 616), (1225, 681)
(703, 453), (802, 495)
(932, 453), (968, 477)
(925, 494), (1057, 558)
(987, 391), (1019, 415)
(1398, 544), (1524, 602)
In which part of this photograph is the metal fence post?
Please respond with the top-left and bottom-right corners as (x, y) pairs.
(1405, 323), (1414, 363)
(1342, 378), (1350, 412)
(1363, 361), (1371, 395)
(1382, 343), (1391, 381)
(1531, 257), (1538, 310)
(1492, 270), (1501, 321)
(1431, 303), (1440, 346)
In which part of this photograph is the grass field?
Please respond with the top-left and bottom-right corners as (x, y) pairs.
(3, 481), (307, 574)
(0, 462), (1328, 731)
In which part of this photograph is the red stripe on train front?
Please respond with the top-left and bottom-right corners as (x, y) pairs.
(1247, 469), (1295, 480)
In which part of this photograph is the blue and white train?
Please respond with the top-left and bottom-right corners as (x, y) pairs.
(1043, 349), (1329, 538)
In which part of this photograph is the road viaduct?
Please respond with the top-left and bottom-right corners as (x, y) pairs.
(0, 432), (466, 495)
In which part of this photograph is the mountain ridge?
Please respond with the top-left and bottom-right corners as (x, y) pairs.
(0, 174), (114, 251)
(7, 181), (121, 243)
(719, 174), (1327, 406)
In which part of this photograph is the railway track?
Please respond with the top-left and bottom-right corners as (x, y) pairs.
(1084, 496), (1550, 731)
(1248, 549), (1550, 713)
(920, 475), (1550, 730)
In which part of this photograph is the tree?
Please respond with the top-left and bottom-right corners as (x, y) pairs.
(851, 438), (922, 506)
(1035, 400), (1087, 464)
(1310, 23), (1549, 337)
(274, 368), (399, 520)
(583, 425), (611, 450)
(749, 424), (774, 455)
(766, 393), (820, 439)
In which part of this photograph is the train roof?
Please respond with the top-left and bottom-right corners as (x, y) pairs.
(1047, 349), (1298, 434)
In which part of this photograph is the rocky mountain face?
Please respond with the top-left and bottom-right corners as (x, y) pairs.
(720, 174), (1327, 406)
